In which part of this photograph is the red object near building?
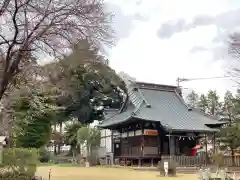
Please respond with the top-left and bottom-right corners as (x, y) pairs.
(193, 144), (201, 149)
(191, 144), (201, 156)
(191, 148), (197, 156)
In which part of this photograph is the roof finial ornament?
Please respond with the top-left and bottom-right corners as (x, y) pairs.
(146, 104), (151, 108)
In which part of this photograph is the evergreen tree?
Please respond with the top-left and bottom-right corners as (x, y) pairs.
(197, 94), (208, 113)
(186, 90), (199, 108)
(222, 91), (235, 120)
(44, 40), (126, 125)
(12, 89), (62, 148)
(207, 90), (220, 115)
(64, 122), (83, 157)
(233, 89), (240, 115)
(217, 90), (240, 165)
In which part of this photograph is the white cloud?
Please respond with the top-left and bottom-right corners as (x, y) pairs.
(108, 0), (240, 97)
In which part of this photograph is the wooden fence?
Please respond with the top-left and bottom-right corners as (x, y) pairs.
(223, 156), (240, 167)
(161, 155), (240, 167)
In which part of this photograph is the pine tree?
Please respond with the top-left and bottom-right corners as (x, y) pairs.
(207, 90), (220, 115)
(222, 91), (234, 120)
(217, 90), (240, 165)
(197, 94), (208, 113)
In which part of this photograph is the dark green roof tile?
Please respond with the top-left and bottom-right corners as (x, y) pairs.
(134, 89), (219, 132)
(99, 81), (221, 132)
(99, 106), (133, 128)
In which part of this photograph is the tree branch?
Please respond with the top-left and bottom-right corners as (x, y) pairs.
(0, 0), (10, 16)
(0, 34), (10, 46)
(0, 0), (114, 101)
(4, 0), (20, 70)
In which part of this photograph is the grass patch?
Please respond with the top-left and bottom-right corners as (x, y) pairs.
(37, 166), (199, 180)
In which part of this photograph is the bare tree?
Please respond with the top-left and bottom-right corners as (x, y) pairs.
(229, 33), (240, 59)
(228, 32), (240, 81)
(0, 0), (114, 101)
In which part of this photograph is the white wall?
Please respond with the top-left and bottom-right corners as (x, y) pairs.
(100, 129), (112, 153)
(100, 137), (106, 147)
(105, 136), (112, 153)
(105, 129), (111, 136)
(100, 129), (106, 137)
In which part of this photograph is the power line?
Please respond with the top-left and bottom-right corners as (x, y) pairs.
(181, 86), (238, 90)
(176, 76), (239, 87)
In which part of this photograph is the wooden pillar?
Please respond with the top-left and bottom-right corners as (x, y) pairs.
(161, 134), (164, 155)
(111, 130), (114, 153)
(127, 128), (129, 156)
(104, 129), (106, 148)
(151, 158), (154, 167)
(168, 134), (171, 155)
(120, 128), (122, 157)
(156, 123), (161, 156)
(111, 130), (114, 165)
(213, 133), (216, 154)
(141, 122), (144, 157)
(169, 135), (175, 155)
(175, 136), (180, 155)
(168, 132), (173, 157)
(138, 159), (141, 167)
(157, 135), (160, 156)
(204, 133), (208, 165)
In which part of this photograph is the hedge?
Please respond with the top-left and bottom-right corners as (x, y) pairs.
(0, 148), (39, 180)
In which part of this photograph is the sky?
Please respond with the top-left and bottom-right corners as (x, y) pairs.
(106, 0), (240, 98)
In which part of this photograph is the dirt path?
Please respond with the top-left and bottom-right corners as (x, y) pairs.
(36, 166), (198, 180)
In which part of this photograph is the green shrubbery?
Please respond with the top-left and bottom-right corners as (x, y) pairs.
(0, 148), (39, 180)
(39, 147), (51, 163)
(212, 153), (225, 168)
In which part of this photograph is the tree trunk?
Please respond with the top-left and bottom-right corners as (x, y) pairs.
(72, 147), (75, 164)
(57, 122), (62, 154)
(0, 79), (8, 102)
(79, 143), (82, 165)
(54, 123), (57, 155)
(85, 145), (90, 167)
(231, 147), (235, 166)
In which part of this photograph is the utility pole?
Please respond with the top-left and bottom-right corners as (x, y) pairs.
(176, 77), (190, 87)
(176, 78), (180, 87)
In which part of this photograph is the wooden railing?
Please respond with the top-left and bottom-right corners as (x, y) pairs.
(223, 156), (240, 167)
(162, 155), (208, 167)
(162, 155), (240, 167)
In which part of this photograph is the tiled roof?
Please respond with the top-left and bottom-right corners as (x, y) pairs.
(99, 106), (133, 127)
(99, 77), (223, 132)
(133, 89), (220, 132)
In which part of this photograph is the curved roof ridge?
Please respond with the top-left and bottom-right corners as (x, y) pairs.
(132, 100), (144, 115)
(137, 86), (151, 107)
(174, 89), (192, 109)
(100, 86), (222, 130)
(128, 86), (147, 115)
(118, 72), (149, 112)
